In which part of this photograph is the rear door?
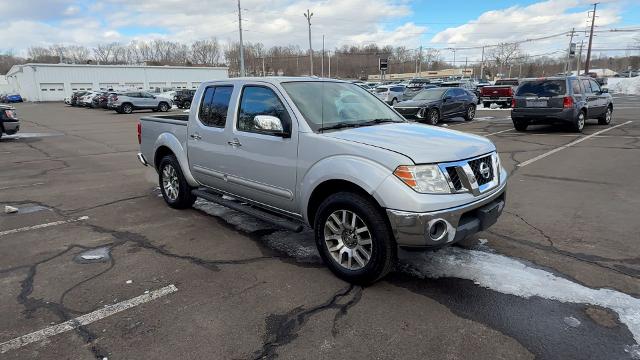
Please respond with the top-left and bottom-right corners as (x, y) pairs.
(581, 79), (599, 115)
(188, 84), (235, 191)
(588, 79), (607, 116)
(221, 83), (299, 214)
(452, 88), (467, 113)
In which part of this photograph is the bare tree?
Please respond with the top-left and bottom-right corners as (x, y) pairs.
(487, 42), (521, 77)
(191, 38), (221, 65)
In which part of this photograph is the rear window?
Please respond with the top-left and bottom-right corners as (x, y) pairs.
(375, 87), (388, 93)
(495, 80), (519, 86)
(516, 80), (566, 97)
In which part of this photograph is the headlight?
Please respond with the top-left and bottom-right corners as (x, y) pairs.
(394, 165), (451, 194)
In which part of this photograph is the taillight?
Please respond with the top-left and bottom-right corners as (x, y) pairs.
(511, 99), (516, 108)
(137, 122), (142, 144)
(563, 96), (574, 108)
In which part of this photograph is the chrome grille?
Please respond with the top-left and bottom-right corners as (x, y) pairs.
(468, 156), (494, 186)
(445, 167), (463, 191)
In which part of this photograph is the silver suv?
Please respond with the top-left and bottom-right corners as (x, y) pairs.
(111, 91), (172, 114)
(374, 84), (405, 105)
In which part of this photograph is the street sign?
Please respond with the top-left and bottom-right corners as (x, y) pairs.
(379, 58), (388, 71)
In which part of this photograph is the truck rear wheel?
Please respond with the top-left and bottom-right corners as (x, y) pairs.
(158, 155), (196, 209)
(314, 192), (396, 285)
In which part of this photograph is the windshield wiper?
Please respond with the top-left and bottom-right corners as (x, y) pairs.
(357, 118), (401, 126)
(319, 122), (363, 131)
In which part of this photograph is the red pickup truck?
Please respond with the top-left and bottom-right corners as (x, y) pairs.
(480, 79), (519, 108)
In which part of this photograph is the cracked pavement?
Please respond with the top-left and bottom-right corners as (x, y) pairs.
(1, 101), (639, 359)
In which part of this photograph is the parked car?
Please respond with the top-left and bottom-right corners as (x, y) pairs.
(112, 91), (172, 114)
(0, 105), (20, 140)
(137, 78), (506, 284)
(511, 76), (613, 132)
(480, 78), (519, 108)
(4, 94), (23, 103)
(394, 87), (477, 125)
(402, 84), (438, 101)
(70, 91), (87, 106)
(374, 84), (405, 105)
(79, 91), (100, 107)
(173, 89), (196, 109)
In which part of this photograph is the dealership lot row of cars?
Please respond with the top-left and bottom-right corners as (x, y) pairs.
(65, 89), (196, 114)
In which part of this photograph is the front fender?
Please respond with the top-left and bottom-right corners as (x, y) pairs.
(154, 133), (198, 187)
(300, 155), (394, 223)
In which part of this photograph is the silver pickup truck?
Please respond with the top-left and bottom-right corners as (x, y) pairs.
(137, 77), (507, 284)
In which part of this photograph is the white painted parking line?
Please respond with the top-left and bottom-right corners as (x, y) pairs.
(0, 182), (45, 191)
(0, 284), (178, 354)
(517, 121), (632, 168)
(0, 216), (89, 237)
(485, 128), (514, 136)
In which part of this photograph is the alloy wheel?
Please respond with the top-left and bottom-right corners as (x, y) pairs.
(605, 108), (612, 124)
(577, 112), (585, 130)
(162, 164), (179, 201)
(468, 106), (475, 119)
(324, 210), (372, 271)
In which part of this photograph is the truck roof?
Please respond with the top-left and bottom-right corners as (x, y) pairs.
(202, 76), (349, 86)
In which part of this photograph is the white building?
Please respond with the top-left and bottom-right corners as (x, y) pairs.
(5, 63), (229, 101)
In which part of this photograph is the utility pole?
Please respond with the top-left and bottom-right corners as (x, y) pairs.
(565, 27), (575, 74)
(262, 57), (265, 76)
(328, 51), (331, 78)
(584, 3), (598, 75)
(321, 35), (325, 77)
(237, 0), (245, 77)
(304, 9), (314, 76)
(452, 48), (456, 68)
(480, 46), (485, 79)
(576, 40), (584, 74)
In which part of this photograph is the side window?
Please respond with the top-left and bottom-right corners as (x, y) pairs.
(589, 80), (601, 93)
(444, 89), (455, 98)
(581, 80), (593, 94)
(571, 80), (582, 94)
(237, 86), (291, 135)
(453, 88), (466, 97)
(198, 86), (233, 128)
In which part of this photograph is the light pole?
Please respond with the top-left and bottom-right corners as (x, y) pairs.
(304, 9), (314, 75)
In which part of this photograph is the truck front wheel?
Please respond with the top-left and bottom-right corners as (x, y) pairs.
(314, 192), (396, 285)
(158, 155), (196, 209)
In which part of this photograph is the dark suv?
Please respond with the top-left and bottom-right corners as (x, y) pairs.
(511, 76), (613, 132)
(173, 89), (195, 109)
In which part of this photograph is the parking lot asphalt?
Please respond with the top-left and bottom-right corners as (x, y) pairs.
(1, 100), (639, 360)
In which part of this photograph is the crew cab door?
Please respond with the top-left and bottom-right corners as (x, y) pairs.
(188, 84), (235, 191)
(221, 83), (299, 214)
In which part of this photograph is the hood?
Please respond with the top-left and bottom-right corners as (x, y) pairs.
(395, 99), (439, 107)
(323, 122), (495, 164)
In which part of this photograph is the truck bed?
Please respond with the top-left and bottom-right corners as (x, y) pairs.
(140, 114), (189, 123)
(139, 114), (189, 168)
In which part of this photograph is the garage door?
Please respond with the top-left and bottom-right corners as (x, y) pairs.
(125, 82), (144, 90)
(70, 83), (93, 91)
(39, 83), (65, 101)
(171, 82), (187, 89)
(99, 83), (119, 90)
(191, 82), (201, 89)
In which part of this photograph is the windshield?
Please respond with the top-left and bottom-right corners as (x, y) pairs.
(517, 80), (566, 97)
(281, 81), (405, 132)
(413, 88), (446, 101)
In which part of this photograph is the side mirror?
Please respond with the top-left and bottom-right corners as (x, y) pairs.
(253, 115), (288, 137)
(601, 88), (609, 93)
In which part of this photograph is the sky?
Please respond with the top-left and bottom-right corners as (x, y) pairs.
(0, 0), (638, 61)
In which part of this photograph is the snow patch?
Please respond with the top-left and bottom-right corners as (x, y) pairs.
(402, 247), (640, 344)
(606, 77), (640, 95)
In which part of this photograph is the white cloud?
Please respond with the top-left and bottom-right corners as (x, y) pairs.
(429, 0), (627, 59)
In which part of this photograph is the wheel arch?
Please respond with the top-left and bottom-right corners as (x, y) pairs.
(152, 133), (199, 187)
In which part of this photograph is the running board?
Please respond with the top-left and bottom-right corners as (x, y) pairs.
(192, 189), (304, 233)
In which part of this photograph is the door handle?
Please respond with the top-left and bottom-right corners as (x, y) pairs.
(190, 133), (202, 140)
(227, 138), (242, 147)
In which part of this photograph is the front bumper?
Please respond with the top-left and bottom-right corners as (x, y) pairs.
(2, 120), (20, 134)
(386, 181), (506, 248)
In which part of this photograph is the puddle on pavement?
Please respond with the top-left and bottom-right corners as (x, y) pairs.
(3, 204), (51, 215)
(74, 247), (111, 264)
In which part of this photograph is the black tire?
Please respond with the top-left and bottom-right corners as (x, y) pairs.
(464, 104), (476, 121)
(483, 101), (491, 108)
(158, 102), (169, 112)
(158, 155), (196, 209)
(314, 192), (396, 285)
(426, 108), (440, 125)
(598, 106), (612, 125)
(183, 101), (191, 109)
(500, 102), (511, 109)
(571, 110), (586, 133)
(121, 103), (133, 114)
(513, 119), (528, 132)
